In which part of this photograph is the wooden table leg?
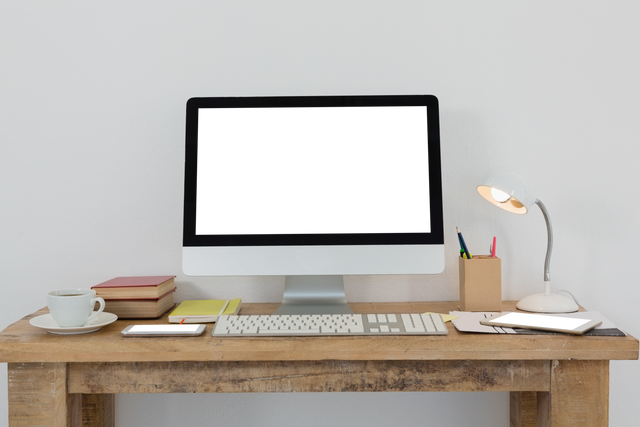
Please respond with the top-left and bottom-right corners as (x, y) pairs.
(81, 394), (115, 427)
(510, 391), (538, 427)
(8, 362), (115, 427)
(537, 360), (609, 427)
(8, 362), (80, 426)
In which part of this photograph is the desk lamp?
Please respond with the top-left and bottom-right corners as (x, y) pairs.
(476, 168), (579, 313)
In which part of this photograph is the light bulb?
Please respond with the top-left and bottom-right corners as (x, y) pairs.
(491, 187), (511, 203)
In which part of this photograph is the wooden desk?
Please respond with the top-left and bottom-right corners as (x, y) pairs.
(0, 301), (637, 427)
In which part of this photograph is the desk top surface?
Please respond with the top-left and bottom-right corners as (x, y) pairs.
(0, 301), (637, 363)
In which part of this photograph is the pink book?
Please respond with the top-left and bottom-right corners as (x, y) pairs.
(91, 276), (175, 299)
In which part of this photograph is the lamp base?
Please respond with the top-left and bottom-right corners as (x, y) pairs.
(516, 292), (579, 313)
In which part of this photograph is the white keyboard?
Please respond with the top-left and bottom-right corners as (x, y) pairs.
(212, 313), (448, 336)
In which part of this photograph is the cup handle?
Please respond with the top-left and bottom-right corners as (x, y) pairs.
(85, 297), (106, 325)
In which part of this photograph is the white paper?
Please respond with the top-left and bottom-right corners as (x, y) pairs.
(450, 312), (516, 334)
(449, 310), (617, 334)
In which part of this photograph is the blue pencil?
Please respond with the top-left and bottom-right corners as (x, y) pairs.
(456, 227), (472, 259)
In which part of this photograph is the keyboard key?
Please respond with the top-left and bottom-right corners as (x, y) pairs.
(258, 328), (320, 334)
(410, 314), (425, 331)
(433, 315), (447, 332)
(421, 314), (436, 332)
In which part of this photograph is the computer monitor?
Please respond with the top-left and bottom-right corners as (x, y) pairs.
(183, 95), (444, 314)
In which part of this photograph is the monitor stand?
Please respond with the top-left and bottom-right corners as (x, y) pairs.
(272, 275), (354, 315)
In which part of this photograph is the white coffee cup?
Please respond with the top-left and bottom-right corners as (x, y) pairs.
(47, 289), (106, 327)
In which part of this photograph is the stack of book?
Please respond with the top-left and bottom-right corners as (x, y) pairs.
(91, 276), (176, 319)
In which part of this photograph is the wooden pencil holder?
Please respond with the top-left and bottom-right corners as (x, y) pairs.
(459, 255), (502, 311)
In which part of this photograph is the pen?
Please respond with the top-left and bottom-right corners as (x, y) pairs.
(491, 236), (497, 257)
(460, 249), (470, 259)
(456, 227), (472, 259)
(457, 228), (466, 255)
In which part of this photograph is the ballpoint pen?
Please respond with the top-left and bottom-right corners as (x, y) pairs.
(456, 227), (472, 259)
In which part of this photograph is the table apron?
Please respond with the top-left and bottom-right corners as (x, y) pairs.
(65, 359), (551, 394)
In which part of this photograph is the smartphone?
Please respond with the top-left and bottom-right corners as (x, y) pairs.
(121, 324), (206, 337)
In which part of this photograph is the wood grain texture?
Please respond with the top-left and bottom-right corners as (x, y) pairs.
(68, 359), (550, 394)
(510, 391), (538, 427)
(82, 394), (114, 427)
(8, 363), (116, 427)
(1, 302), (635, 427)
(8, 362), (81, 427)
(537, 360), (609, 427)
(0, 302), (637, 364)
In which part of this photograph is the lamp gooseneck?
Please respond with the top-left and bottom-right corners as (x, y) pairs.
(515, 197), (578, 313)
(534, 199), (552, 285)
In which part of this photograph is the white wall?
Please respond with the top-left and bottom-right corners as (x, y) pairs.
(2, 1), (639, 426)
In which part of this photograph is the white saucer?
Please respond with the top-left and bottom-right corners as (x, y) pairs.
(29, 312), (118, 335)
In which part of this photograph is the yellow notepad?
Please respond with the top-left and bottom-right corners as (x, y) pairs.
(168, 298), (241, 323)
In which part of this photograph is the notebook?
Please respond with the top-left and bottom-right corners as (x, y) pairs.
(168, 298), (241, 323)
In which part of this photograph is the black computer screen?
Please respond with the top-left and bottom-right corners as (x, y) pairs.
(183, 95), (443, 248)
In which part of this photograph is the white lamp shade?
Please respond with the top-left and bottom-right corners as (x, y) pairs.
(476, 168), (536, 214)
